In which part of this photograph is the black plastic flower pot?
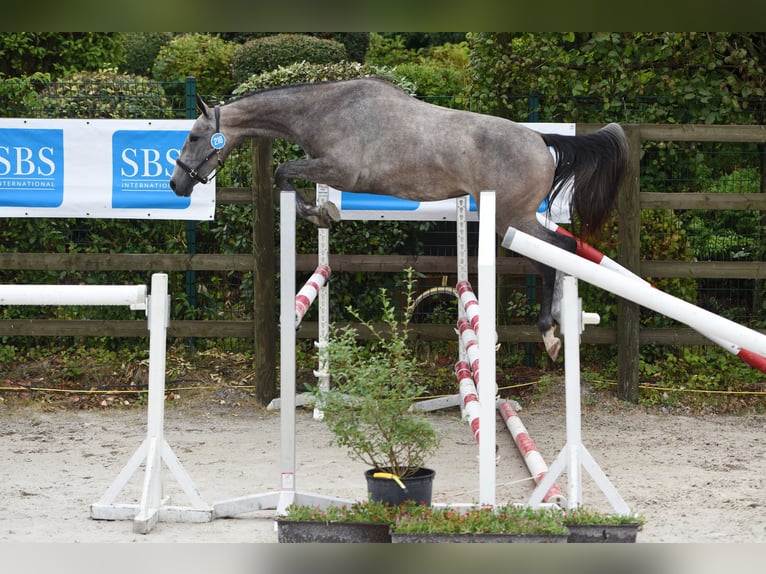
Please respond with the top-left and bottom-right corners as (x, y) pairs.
(364, 467), (435, 506)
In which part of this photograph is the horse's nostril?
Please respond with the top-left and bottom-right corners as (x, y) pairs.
(169, 179), (176, 190)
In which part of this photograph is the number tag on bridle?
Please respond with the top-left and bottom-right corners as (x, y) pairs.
(211, 133), (226, 149)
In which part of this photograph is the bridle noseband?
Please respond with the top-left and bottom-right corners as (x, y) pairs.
(176, 105), (226, 185)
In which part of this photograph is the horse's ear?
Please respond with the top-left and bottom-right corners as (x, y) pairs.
(196, 94), (210, 117)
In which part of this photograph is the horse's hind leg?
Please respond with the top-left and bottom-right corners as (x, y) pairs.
(519, 224), (577, 361)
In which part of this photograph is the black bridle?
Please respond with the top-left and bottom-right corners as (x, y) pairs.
(175, 105), (225, 185)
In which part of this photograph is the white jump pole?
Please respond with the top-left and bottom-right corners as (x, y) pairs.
(536, 212), (766, 372)
(503, 227), (766, 357)
(0, 284), (147, 308)
(477, 190), (496, 506)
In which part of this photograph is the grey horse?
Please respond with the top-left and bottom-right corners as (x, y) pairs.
(170, 77), (630, 360)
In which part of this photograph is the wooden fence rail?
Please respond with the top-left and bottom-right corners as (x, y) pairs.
(1, 127), (765, 403)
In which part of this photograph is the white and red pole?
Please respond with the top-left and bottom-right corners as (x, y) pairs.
(536, 213), (766, 373)
(498, 400), (565, 505)
(504, 227), (766, 357)
(456, 264), (563, 506)
(456, 280), (480, 334)
(457, 317), (481, 380)
(455, 361), (481, 443)
(294, 264), (331, 327)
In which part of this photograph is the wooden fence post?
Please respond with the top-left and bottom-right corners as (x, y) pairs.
(617, 125), (642, 403)
(252, 137), (277, 405)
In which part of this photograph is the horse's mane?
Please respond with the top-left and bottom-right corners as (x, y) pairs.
(223, 76), (394, 107)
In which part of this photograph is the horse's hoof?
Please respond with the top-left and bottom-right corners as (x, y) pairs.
(322, 201), (340, 222)
(545, 339), (561, 361)
(315, 201), (341, 228)
(542, 329), (561, 361)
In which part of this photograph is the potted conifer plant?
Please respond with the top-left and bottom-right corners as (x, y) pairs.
(311, 269), (440, 506)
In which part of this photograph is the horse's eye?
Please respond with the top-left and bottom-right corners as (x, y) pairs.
(189, 135), (199, 143)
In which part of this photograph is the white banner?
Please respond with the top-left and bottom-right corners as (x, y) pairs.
(0, 119), (215, 220)
(325, 122), (575, 223)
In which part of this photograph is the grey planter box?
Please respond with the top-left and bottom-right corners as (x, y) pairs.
(566, 523), (640, 543)
(391, 532), (568, 543)
(276, 520), (391, 543)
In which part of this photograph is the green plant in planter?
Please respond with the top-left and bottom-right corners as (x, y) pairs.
(563, 507), (644, 526)
(392, 504), (568, 536)
(282, 501), (400, 524)
(563, 507), (644, 543)
(311, 268), (440, 479)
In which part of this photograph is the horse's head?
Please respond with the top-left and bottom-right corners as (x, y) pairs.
(169, 95), (229, 197)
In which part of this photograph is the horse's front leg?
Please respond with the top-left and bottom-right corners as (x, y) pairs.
(275, 160), (341, 228)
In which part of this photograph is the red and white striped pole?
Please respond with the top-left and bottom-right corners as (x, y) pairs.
(455, 361), (481, 443)
(457, 317), (481, 381)
(456, 272), (563, 505)
(498, 400), (565, 505)
(294, 264), (331, 328)
(536, 213), (766, 373)
(456, 280), (480, 334)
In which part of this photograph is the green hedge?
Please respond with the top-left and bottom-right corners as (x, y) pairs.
(231, 34), (347, 85)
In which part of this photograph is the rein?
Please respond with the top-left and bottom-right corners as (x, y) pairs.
(176, 105), (225, 185)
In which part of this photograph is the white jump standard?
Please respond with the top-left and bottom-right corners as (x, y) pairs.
(212, 191), (352, 518)
(0, 274), (210, 534)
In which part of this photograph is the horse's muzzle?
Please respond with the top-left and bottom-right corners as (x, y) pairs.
(168, 178), (191, 197)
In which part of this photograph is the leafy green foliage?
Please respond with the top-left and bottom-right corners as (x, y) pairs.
(152, 33), (236, 99)
(231, 34), (347, 85)
(0, 33), (124, 78)
(119, 32), (173, 77)
(316, 33), (371, 63)
(684, 167), (762, 262)
(637, 345), (766, 412)
(311, 270), (440, 477)
(394, 61), (466, 108)
(0, 74), (47, 116)
(234, 60), (416, 95)
(467, 32), (766, 123)
(365, 33), (469, 108)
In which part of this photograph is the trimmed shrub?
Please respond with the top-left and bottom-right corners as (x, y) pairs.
(231, 34), (347, 85)
(394, 61), (467, 108)
(152, 33), (236, 99)
(120, 32), (173, 77)
(234, 60), (415, 95)
(311, 33), (370, 62)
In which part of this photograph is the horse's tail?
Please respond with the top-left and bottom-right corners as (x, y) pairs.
(541, 123), (631, 238)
